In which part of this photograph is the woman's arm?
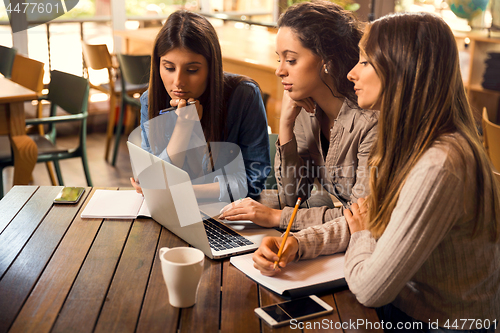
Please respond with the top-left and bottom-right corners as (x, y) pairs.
(275, 104), (316, 207)
(344, 156), (463, 308)
(276, 111), (378, 230)
(164, 99), (204, 169)
(140, 91), (152, 152)
(224, 81), (271, 199)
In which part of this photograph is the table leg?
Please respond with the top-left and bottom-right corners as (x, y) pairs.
(10, 134), (38, 185)
(6, 101), (38, 185)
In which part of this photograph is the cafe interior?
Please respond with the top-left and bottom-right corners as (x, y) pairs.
(1, 0), (500, 332)
(1, 0), (500, 196)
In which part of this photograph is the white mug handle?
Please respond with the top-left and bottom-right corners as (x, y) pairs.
(159, 247), (170, 258)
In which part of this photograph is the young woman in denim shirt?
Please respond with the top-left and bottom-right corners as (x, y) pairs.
(131, 10), (270, 201)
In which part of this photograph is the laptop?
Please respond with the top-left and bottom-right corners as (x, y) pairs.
(127, 141), (281, 259)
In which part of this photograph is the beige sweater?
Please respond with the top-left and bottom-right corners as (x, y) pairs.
(294, 133), (500, 322)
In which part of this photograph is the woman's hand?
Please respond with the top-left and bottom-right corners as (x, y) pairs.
(130, 177), (143, 195)
(279, 92), (315, 144)
(170, 98), (203, 121)
(252, 236), (299, 276)
(344, 197), (369, 234)
(218, 198), (282, 228)
(280, 92), (315, 126)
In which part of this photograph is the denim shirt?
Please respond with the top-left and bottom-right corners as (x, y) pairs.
(139, 79), (270, 200)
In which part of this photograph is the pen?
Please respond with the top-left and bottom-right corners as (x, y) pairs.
(274, 197), (301, 270)
(159, 100), (196, 114)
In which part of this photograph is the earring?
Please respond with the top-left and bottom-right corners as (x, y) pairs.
(324, 65), (328, 74)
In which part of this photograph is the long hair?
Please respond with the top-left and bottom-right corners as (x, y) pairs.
(148, 10), (224, 142)
(277, 0), (362, 105)
(363, 12), (500, 241)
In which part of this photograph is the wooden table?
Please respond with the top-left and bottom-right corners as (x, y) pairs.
(115, 23), (283, 133)
(0, 77), (38, 186)
(0, 186), (381, 333)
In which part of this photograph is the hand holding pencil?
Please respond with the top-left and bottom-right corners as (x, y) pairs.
(252, 197), (301, 276)
(274, 197), (301, 270)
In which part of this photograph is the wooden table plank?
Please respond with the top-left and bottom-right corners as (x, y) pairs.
(0, 186), (62, 279)
(51, 219), (133, 333)
(334, 290), (382, 333)
(178, 256), (221, 333)
(0, 186), (37, 234)
(0, 77), (38, 104)
(0, 186), (381, 333)
(220, 260), (261, 332)
(0, 186), (86, 333)
(136, 228), (187, 333)
(94, 218), (161, 333)
(6, 188), (98, 333)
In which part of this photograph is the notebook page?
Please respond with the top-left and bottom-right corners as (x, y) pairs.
(230, 252), (345, 295)
(81, 190), (144, 219)
(137, 199), (151, 217)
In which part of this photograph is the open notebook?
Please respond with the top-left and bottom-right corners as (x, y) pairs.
(81, 190), (151, 219)
(230, 252), (346, 298)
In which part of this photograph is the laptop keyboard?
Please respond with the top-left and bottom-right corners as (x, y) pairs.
(203, 217), (254, 251)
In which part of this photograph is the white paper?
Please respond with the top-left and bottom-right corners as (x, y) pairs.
(81, 190), (148, 219)
(230, 252), (345, 295)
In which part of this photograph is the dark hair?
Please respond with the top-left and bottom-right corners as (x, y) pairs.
(362, 12), (500, 241)
(278, 0), (362, 104)
(149, 10), (224, 142)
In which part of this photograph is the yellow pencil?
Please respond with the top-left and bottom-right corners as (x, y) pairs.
(274, 197), (301, 270)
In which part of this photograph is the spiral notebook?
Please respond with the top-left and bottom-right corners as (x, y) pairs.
(230, 252), (346, 298)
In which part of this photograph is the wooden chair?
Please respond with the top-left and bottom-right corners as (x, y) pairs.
(0, 70), (92, 197)
(0, 45), (17, 78)
(81, 42), (118, 162)
(82, 42), (150, 163)
(482, 107), (500, 172)
(9, 54), (57, 185)
(111, 53), (150, 166)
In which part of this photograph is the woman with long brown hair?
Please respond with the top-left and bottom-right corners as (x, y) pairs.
(131, 10), (270, 201)
(253, 12), (500, 329)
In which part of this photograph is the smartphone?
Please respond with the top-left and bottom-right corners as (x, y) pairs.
(54, 187), (85, 204)
(254, 295), (333, 328)
(159, 100), (196, 114)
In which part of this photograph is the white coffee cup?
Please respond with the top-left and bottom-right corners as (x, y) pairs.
(159, 247), (205, 308)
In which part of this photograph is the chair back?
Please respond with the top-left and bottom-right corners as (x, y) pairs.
(116, 53), (151, 88)
(10, 54), (44, 93)
(0, 45), (17, 78)
(265, 133), (278, 190)
(48, 70), (89, 116)
(81, 42), (113, 71)
(482, 107), (500, 171)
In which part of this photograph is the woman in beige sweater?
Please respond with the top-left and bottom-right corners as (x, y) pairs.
(219, 1), (378, 230)
(253, 12), (500, 329)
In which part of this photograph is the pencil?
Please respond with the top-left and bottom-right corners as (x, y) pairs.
(274, 197), (301, 270)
